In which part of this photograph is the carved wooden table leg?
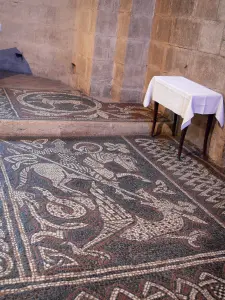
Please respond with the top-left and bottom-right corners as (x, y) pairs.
(172, 113), (178, 136)
(178, 126), (189, 160)
(151, 102), (159, 137)
(203, 114), (214, 157)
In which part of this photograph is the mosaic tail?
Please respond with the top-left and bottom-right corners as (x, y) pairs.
(17, 166), (31, 189)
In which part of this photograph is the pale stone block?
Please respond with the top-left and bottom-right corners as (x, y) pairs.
(171, 0), (195, 16)
(148, 42), (165, 69)
(114, 38), (127, 64)
(94, 36), (116, 60)
(119, 0), (132, 12)
(117, 12), (131, 38)
(91, 60), (113, 80)
(111, 84), (122, 102)
(128, 14), (153, 39)
(76, 55), (86, 77)
(151, 16), (173, 43)
(194, 0), (220, 20)
(78, 9), (93, 33)
(220, 41), (225, 57)
(98, 0), (120, 12)
(170, 19), (201, 49)
(218, 0), (225, 21)
(95, 11), (118, 37)
(125, 40), (149, 65)
(199, 22), (224, 54)
(113, 63), (124, 86)
(163, 47), (191, 75)
(155, 0), (171, 15)
(132, 0), (155, 17)
(123, 65), (147, 88)
(120, 88), (143, 103)
(188, 53), (225, 91)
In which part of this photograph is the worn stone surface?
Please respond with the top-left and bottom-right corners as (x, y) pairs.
(120, 88), (143, 103)
(91, 0), (120, 98)
(0, 0), (76, 85)
(123, 65), (148, 88)
(73, 0), (98, 94)
(218, 0), (225, 21)
(170, 19), (201, 49)
(132, 0), (155, 17)
(155, 0), (171, 15)
(113, 63), (124, 86)
(98, 0), (120, 12)
(198, 21), (224, 54)
(125, 40), (149, 65)
(95, 11), (119, 37)
(220, 41), (225, 57)
(117, 12), (131, 38)
(115, 39), (127, 65)
(171, 0), (195, 16)
(128, 14), (153, 39)
(163, 47), (191, 75)
(148, 42), (166, 69)
(152, 16), (173, 42)
(119, 0), (132, 12)
(94, 36), (117, 60)
(188, 53), (225, 91)
(194, 0), (220, 20)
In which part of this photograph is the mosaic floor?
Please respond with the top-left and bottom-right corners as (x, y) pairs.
(0, 88), (167, 122)
(0, 136), (224, 299)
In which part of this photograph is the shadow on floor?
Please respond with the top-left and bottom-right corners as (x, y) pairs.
(0, 48), (32, 78)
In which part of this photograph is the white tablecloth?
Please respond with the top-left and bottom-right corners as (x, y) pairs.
(143, 76), (224, 130)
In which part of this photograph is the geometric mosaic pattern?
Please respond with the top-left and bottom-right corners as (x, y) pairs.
(0, 136), (224, 298)
(0, 88), (167, 122)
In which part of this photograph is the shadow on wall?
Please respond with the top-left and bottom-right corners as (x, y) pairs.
(0, 48), (32, 76)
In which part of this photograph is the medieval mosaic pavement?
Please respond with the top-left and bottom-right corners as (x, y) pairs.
(0, 88), (167, 122)
(0, 136), (224, 299)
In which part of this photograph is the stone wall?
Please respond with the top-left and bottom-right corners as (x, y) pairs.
(72, 0), (98, 94)
(112, 0), (156, 102)
(145, 0), (225, 167)
(0, 0), (76, 85)
(90, 0), (120, 97)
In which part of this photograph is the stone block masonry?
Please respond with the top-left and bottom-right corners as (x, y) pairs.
(112, 0), (156, 102)
(90, 0), (120, 98)
(0, 0), (76, 85)
(145, 0), (225, 167)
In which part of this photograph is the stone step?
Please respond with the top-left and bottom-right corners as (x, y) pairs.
(0, 72), (171, 138)
(0, 119), (171, 138)
(0, 87), (171, 138)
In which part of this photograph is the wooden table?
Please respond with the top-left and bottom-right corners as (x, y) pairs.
(143, 77), (224, 160)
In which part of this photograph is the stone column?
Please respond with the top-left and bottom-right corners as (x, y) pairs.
(112, 0), (156, 103)
(72, 0), (98, 94)
(90, 0), (120, 98)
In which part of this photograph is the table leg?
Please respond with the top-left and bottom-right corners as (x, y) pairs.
(172, 113), (178, 136)
(203, 114), (214, 157)
(151, 102), (159, 137)
(178, 126), (189, 160)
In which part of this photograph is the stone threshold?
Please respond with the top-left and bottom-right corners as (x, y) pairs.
(0, 119), (172, 138)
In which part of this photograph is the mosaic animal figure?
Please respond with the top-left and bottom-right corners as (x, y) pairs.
(120, 189), (207, 245)
(41, 97), (88, 111)
(72, 142), (149, 183)
(19, 94), (86, 113)
(17, 162), (90, 193)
